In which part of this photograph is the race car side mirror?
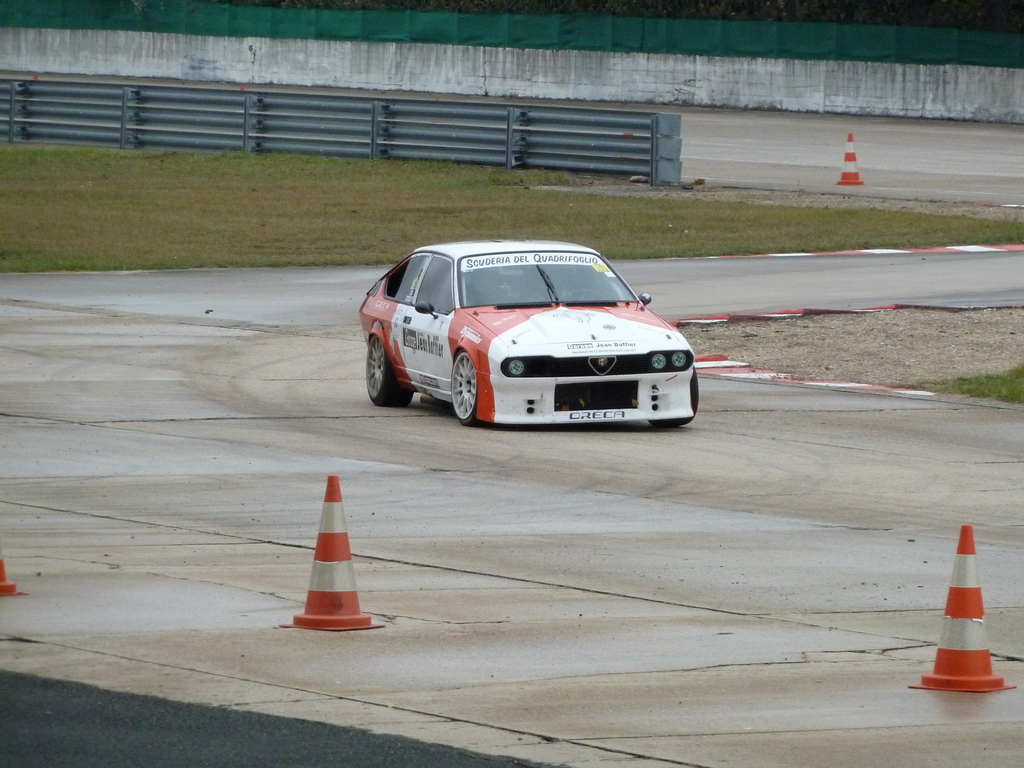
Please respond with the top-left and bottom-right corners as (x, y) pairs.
(414, 300), (437, 317)
(638, 293), (652, 306)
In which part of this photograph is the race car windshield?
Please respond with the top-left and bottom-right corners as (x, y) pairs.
(459, 255), (636, 309)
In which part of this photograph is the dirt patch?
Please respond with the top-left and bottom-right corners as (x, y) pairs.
(682, 307), (1024, 389)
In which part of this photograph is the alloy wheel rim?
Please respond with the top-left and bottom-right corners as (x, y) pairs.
(452, 354), (476, 419)
(367, 337), (385, 396)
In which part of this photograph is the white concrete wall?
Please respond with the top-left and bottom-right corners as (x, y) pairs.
(2, 26), (1022, 123)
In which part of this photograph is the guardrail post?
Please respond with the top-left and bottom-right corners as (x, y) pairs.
(650, 113), (682, 186)
(119, 86), (130, 150)
(505, 106), (515, 170)
(370, 101), (382, 159)
(8, 82), (29, 143)
(7, 82), (14, 143)
(242, 92), (252, 153)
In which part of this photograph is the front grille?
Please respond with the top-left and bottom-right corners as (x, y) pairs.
(504, 353), (655, 378)
(555, 381), (638, 411)
(502, 351), (692, 378)
(552, 355), (652, 377)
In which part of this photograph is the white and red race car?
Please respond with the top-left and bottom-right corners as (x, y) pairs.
(358, 241), (698, 427)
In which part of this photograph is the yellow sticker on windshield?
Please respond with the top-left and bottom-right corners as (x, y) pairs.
(592, 263), (612, 273)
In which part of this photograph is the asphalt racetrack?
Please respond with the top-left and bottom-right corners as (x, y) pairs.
(2, 109), (1024, 768)
(2, 669), (540, 768)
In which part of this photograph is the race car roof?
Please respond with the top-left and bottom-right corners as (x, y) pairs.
(413, 240), (601, 259)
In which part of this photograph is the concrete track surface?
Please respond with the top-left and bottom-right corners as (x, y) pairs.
(2, 113), (1024, 768)
(3, 255), (1023, 767)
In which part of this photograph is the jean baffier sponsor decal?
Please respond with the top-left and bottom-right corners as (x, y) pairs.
(403, 328), (445, 357)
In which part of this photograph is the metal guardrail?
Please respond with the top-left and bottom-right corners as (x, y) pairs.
(0, 79), (682, 184)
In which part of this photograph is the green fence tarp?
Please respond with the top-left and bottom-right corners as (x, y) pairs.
(558, 14), (644, 53)
(836, 24), (898, 62)
(313, 8), (361, 41)
(660, 19), (722, 57)
(503, 14), (555, 50)
(958, 30), (1021, 68)
(776, 22), (838, 60)
(409, 10), (454, 45)
(2, 0), (1022, 69)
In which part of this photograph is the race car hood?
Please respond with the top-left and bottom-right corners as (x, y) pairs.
(485, 306), (688, 355)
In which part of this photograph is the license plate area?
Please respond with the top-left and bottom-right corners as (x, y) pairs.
(554, 380), (638, 411)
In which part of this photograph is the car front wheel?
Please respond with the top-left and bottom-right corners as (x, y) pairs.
(366, 335), (413, 407)
(451, 351), (480, 426)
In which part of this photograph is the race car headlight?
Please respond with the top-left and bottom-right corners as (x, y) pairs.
(500, 356), (554, 377)
(649, 350), (693, 372)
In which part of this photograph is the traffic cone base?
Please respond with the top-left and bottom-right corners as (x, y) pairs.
(285, 610), (381, 631)
(912, 647), (1013, 692)
(284, 618), (381, 631)
(282, 476), (383, 632)
(283, 587), (382, 631)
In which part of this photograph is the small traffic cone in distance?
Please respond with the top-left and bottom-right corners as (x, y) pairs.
(282, 476), (382, 631)
(837, 132), (864, 186)
(0, 536), (25, 596)
(911, 525), (1014, 692)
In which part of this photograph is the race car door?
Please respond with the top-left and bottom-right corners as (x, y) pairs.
(398, 253), (455, 397)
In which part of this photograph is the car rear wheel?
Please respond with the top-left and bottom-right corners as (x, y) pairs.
(366, 335), (413, 407)
(451, 351), (480, 426)
(650, 370), (699, 428)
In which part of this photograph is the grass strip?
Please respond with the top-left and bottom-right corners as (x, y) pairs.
(3, 145), (1024, 272)
(932, 365), (1024, 403)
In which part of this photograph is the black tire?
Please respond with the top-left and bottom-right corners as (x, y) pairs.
(450, 350), (480, 426)
(366, 335), (413, 407)
(649, 370), (699, 428)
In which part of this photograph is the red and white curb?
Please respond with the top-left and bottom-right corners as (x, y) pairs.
(682, 305), (897, 324)
(705, 244), (1024, 259)
(676, 303), (1020, 326)
(693, 354), (934, 396)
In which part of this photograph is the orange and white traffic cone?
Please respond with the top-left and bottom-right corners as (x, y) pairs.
(911, 525), (1014, 692)
(282, 476), (382, 631)
(837, 132), (864, 186)
(0, 535), (24, 596)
